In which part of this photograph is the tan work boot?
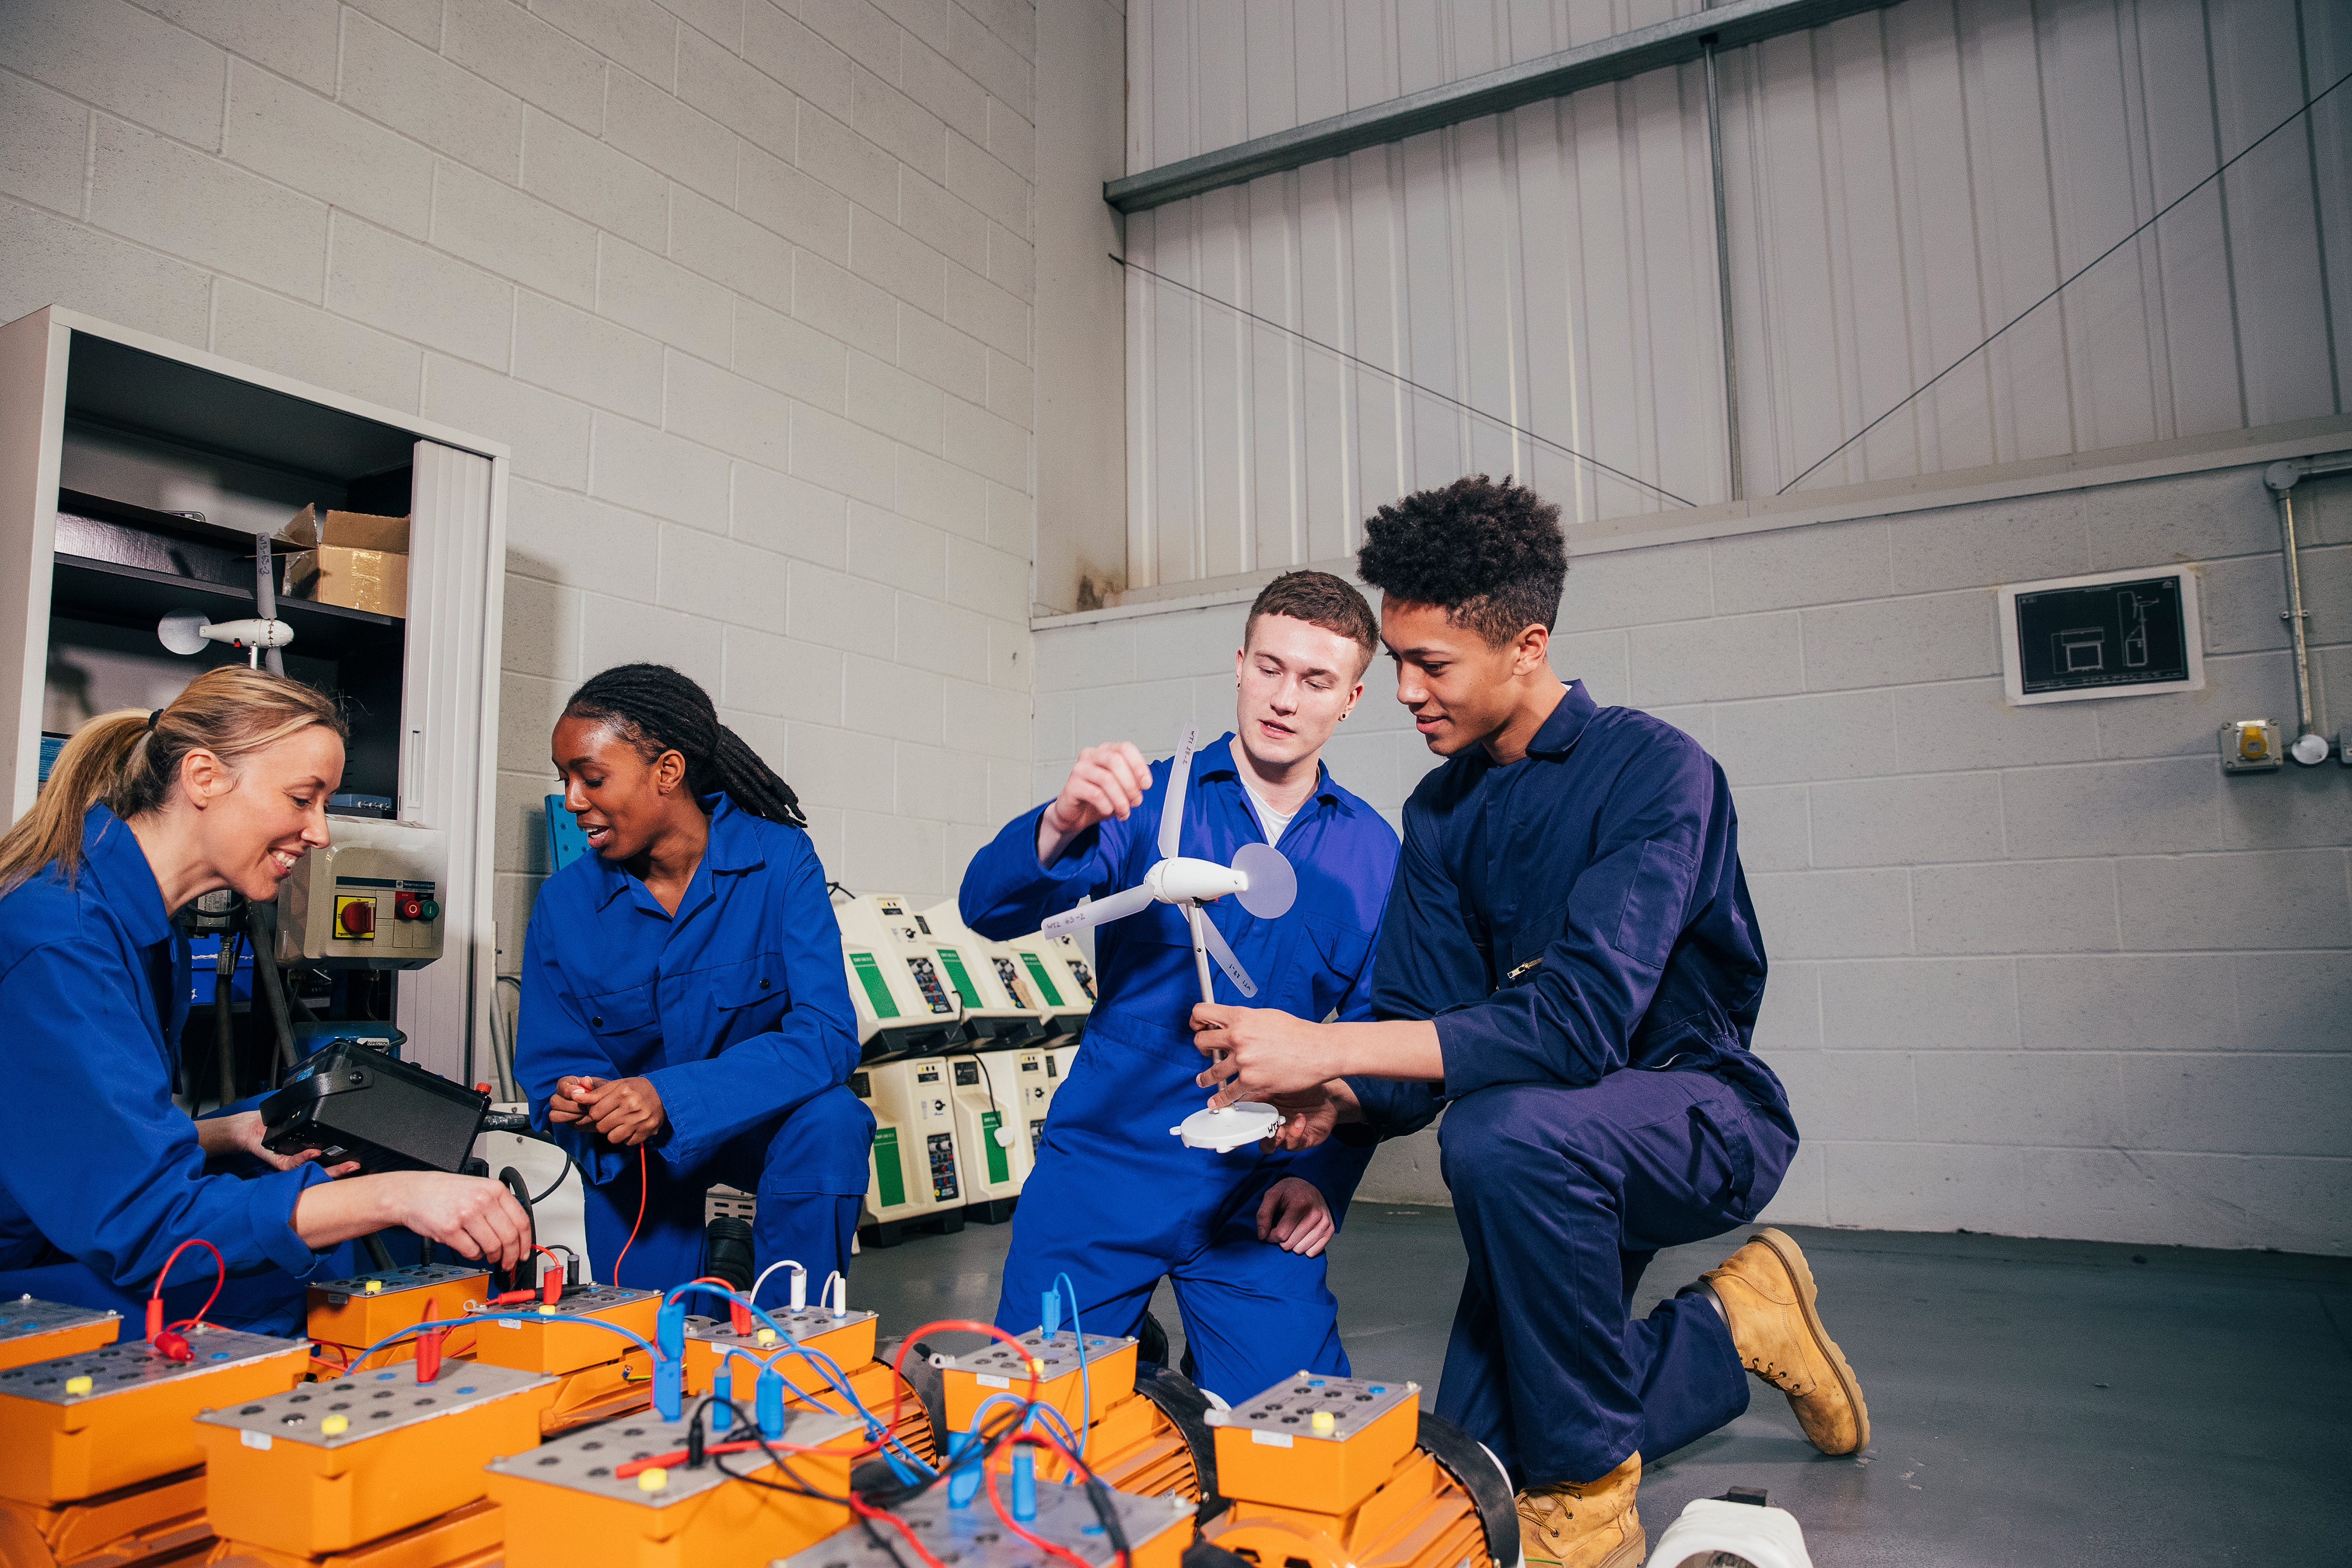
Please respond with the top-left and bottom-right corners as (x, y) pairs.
(1700, 1225), (1871, 1454)
(1517, 1451), (1643, 1568)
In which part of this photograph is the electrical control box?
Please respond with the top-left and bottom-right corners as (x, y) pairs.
(1014, 1050), (1057, 1160)
(484, 1404), (861, 1568)
(679, 1306), (878, 1397)
(937, 1328), (1139, 1450)
(833, 893), (965, 1061)
(777, 1471), (1197, 1568)
(0, 1326), (310, 1506)
(947, 1054), (1029, 1213)
(857, 1057), (968, 1231)
(0, 1299), (121, 1374)
(1206, 1374), (1421, 1515)
(279, 816), (450, 969)
(922, 901), (1049, 1047)
(1003, 930), (1097, 1046)
(467, 1287), (660, 1379)
(194, 1361), (556, 1557)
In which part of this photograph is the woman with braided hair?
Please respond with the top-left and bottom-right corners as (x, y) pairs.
(516, 664), (872, 1299)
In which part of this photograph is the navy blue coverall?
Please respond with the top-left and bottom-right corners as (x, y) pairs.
(961, 736), (1396, 1402)
(518, 793), (874, 1303)
(1346, 683), (1796, 1488)
(0, 806), (353, 1334)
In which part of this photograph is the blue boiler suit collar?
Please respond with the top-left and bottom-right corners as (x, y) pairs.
(1522, 681), (1600, 758)
(80, 807), (172, 946)
(586, 793), (767, 921)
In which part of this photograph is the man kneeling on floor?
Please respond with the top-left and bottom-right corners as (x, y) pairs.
(1190, 476), (1869, 1568)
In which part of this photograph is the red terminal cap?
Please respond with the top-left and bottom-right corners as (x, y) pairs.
(415, 1298), (441, 1383)
(153, 1329), (193, 1362)
(542, 1265), (563, 1307)
(729, 1298), (754, 1336)
(490, 1288), (538, 1306)
(145, 1298), (164, 1343)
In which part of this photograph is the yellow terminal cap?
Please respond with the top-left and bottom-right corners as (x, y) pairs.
(65, 1375), (92, 1395)
(321, 1415), (349, 1436)
(637, 1467), (669, 1492)
(755, 1329), (777, 1347)
(1310, 1410), (1335, 1433)
(364, 1280), (384, 1295)
(538, 1303), (559, 1315)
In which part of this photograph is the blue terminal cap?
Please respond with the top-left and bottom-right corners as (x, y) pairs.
(1040, 1288), (1061, 1343)
(656, 1300), (687, 1361)
(1011, 1446), (1037, 1522)
(756, 1366), (786, 1440)
(947, 1432), (982, 1508)
(652, 1357), (685, 1422)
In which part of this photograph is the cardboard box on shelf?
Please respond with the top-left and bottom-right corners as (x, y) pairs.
(278, 506), (410, 616)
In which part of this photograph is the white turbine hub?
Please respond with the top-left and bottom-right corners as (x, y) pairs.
(1148, 856), (1249, 903)
(1171, 1102), (1280, 1152)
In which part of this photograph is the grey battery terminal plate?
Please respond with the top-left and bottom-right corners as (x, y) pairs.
(195, 1362), (553, 1448)
(775, 1476), (1195, 1568)
(1202, 1374), (1420, 1441)
(0, 1326), (303, 1404)
(936, 1329), (1134, 1379)
(484, 1405), (861, 1506)
(313, 1262), (490, 1308)
(480, 1285), (657, 1325)
(682, 1307), (878, 1348)
(0, 1298), (119, 1344)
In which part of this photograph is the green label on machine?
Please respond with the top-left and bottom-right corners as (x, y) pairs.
(935, 946), (981, 1008)
(850, 952), (901, 1019)
(980, 1110), (1010, 1185)
(871, 1126), (906, 1209)
(1017, 952), (1065, 1008)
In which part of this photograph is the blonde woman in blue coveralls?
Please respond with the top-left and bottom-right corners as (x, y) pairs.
(0, 668), (530, 1333)
(517, 664), (872, 1304)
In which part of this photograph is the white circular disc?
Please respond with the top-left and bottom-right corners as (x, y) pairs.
(157, 610), (210, 657)
(1169, 1101), (1280, 1152)
(1232, 842), (1297, 920)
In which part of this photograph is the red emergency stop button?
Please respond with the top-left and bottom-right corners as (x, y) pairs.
(395, 893), (423, 921)
(338, 898), (376, 938)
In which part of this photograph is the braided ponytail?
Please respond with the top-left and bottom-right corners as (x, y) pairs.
(562, 664), (806, 828)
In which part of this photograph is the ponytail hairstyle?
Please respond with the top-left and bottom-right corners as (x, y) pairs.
(562, 664), (807, 828)
(0, 665), (348, 897)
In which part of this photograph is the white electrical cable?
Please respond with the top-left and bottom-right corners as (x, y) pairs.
(751, 1259), (807, 1311)
(823, 1270), (847, 1318)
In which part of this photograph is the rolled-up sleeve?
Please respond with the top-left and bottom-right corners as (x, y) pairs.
(1431, 747), (1712, 1098)
(0, 939), (328, 1285)
(646, 839), (859, 1172)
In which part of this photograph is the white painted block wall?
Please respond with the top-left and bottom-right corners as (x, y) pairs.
(1030, 462), (2352, 1253)
(0, 0), (1042, 954)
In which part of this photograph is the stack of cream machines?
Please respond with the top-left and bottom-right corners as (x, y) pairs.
(833, 892), (1096, 1245)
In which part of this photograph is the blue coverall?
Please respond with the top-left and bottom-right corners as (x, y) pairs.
(0, 806), (349, 1334)
(960, 736), (1396, 1403)
(1345, 683), (1797, 1488)
(518, 793), (873, 1305)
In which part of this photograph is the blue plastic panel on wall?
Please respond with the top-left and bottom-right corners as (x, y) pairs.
(546, 793), (590, 871)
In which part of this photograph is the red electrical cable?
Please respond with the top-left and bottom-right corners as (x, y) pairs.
(887, 1319), (1039, 1440)
(983, 1436), (1101, 1568)
(146, 1239), (225, 1360)
(611, 1145), (648, 1286)
(853, 1497), (952, 1568)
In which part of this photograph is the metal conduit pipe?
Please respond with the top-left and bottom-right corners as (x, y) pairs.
(2262, 452), (2352, 765)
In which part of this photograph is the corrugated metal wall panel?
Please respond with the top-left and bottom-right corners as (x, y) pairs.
(1127, 0), (2347, 588)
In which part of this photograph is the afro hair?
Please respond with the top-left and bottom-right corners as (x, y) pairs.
(1356, 475), (1568, 645)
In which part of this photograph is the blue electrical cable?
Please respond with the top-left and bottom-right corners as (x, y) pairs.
(1054, 1272), (1091, 1460)
(341, 1307), (661, 1372)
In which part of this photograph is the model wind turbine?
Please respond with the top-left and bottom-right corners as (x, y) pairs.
(1038, 723), (1299, 1152)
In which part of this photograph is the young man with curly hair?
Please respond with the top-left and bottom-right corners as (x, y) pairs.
(1192, 478), (1867, 1568)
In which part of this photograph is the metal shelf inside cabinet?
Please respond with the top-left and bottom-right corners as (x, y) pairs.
(51, 554), (403, 663)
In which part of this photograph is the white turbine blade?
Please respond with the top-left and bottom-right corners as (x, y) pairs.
(1196, 913), (1257, 999)
(1157, 723), (1198, 862)
(1232, 841), (1298, 921)
(1039, 883), (1155, 935)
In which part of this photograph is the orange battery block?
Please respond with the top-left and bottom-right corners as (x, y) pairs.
(194, 1361), (555, 1558)
(0, 1467), (209, 1568)
(307, 1264), (491, 1371)
(683, 1307), (936, 1466)
(0, 1326), (310, 1507)
(201, 1498), (505, 1568)
(464, 1285), (659, 1433)
(0, 1299), (122, 1373)
(1205, 1375), (1495, 1568)
(774, 1472), (1198, 1568)
(483, 1403), (861, 1568)
(680, 1306), (878, 1398)
(940, 1329), (1137, 1441)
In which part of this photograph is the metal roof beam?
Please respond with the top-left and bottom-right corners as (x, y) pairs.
(1105, 0), (1895, 214)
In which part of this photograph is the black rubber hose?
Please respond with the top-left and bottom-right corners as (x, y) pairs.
(213, 932), (239, 1105)
(704, 1217), (755, 1292)
(362, 1233), (397, 1272)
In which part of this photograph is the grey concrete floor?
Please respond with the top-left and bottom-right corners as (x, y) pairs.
(851, 1206), (2352, 1566)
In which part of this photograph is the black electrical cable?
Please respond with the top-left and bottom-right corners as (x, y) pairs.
(528, 1151), (575, 1205)
(686, 1395), (854, 1502)
(1109, 252), (1697, 509)
(1778, 65), (2352, 497)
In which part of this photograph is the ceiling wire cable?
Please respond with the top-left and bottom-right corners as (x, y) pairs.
(1109, 252), (1698, 508)
(1778, 65), (2352, 497)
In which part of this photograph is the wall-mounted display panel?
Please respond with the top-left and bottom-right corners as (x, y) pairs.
(1998, 564), (2204, 707)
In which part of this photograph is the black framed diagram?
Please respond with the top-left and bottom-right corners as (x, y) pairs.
(1997, 564), (2205, 706)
